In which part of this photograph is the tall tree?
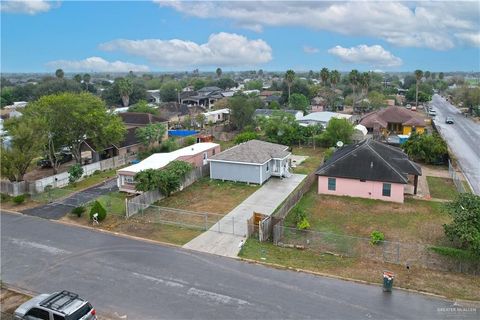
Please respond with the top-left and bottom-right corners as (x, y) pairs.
(55, 69), (64, 79)
(135, 123), (166, 148)
(289, 93), (309, 112)
(83, 73), (91, 84)
(1, 117), (47, 181)
(24, 92), (126, 164)
(330, 70), (341, 90)
(360, 72), (371, 97)
(216, 67), (222, 78)
(439, 72), (444, 80)
(284, 70), (296, 103)
(431, 72), (436, 80)
(320, 68), (329, 86)
(73, 74), (82, 83)
(117, 78), (133, 107)
(414, 69), (424, 107)
(349, 70), (360, 109)
(424, 71), (431, 80)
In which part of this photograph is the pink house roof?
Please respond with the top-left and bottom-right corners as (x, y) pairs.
(360, 107), (426, 129)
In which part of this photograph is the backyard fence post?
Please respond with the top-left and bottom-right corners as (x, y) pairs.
(232, 216), (235, 235)
(204, 213), (208, 231)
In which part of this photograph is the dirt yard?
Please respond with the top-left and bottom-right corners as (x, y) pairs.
(1, 286), (31, 320)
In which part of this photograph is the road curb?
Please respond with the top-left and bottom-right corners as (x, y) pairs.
(238, 257), (480, 305)
(52, 218), (183, 249)
(0, 208), (23, 215)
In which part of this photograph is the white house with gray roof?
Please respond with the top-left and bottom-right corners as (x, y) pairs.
(208, 140), (291, 185)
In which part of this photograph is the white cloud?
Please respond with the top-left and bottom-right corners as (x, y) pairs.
(46, 57), (150, 72)
(156, 1), (480, 50)
(0, 0), (58, 15)
(303, 46), (319, 54)
(455, 32), (480, 47)
(328, 45), (403, 67)
(99, 32), (272, 67)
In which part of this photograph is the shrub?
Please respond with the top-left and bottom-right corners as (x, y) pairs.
(12, 194), (25, 205)
(297, 217), (310, 230)
(292, 207), (307, 226)
(429, 246), (479, 261)
(93, 170), (101, 175)
(323, 147), (335, 162)
(1, 193), (11, 202)
(160, 139), (179, 153)
(68, 164), (84, 184)
(183, 136), (196, 147)
(71, 206), (86, 217)
(89, 200), (107, 221)
(370, 230), (385, 245)
(235, 131), (258, 144)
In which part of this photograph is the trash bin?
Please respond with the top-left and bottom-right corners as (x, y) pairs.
(383, 271), (394, 292)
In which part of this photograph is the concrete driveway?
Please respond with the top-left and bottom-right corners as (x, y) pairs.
(183, 174), (307, 257)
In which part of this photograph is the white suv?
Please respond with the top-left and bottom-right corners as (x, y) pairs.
(14, 291), (96, 320)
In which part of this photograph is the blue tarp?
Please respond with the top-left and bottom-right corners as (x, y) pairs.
(168, 130), (199, 137)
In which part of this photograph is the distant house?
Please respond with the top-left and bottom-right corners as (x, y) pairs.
(254, 109), (304, 120)
(316, 139), (422, 203)
(158, 102), (204, 123)
(297, 111), (352, 127)
(4, 101), (28, 110)
(180, 86), (224, 109)
(203, 108), (230, 124)
(146, 90), (161, 104)
(117, 142), (220, 193)
(263, 95), (281, 107)
(82, 112), (169, 162)
(359, 106), (426, 136)
(209, 139), (291, 185)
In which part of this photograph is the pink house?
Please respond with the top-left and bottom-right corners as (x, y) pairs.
(316, 139), (421, 203)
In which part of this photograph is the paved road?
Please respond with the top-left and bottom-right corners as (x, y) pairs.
(184, 174), (306, 257)
(2, 212), (476, 320)
(429, 94), (480, 195)
(21, 179), (118, 219)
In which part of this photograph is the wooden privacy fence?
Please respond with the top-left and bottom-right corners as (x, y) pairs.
(1, 154), (136, 196)
(125, 165), (210, 218)
(273, 172), (317, 220)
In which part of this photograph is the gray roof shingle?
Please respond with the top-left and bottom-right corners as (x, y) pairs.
(316, 139), (421, 184)
(210, 139), (290, 164)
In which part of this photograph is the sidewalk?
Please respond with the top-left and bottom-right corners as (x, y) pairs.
(183, 174), (307, 257)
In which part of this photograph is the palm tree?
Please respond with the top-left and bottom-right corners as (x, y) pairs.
(55, 69), (64, 79)
(330, 70), (340, 90)
(320, 68), (329, 86)
(424, 71), (431, 80)
(439, 72), (444, 80)
(216, 67), (222, 79)
(117, 78), (133, 107)
(284, 69), (296, 103)
(414, 69), (423, 107)
(360, 72), (370, 97)
(82, 73), (91, 84)
(349, 69), (359, 109)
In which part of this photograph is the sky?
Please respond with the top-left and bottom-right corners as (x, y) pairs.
(1, 0), (479, 73)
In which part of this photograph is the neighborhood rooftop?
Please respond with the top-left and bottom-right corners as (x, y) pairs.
(360, 106), (426, 128)
(209, 139), (290, 164)
(316, 139), (422, 184)
(119, 112), (168, 125)
(118, 142), (219, 174)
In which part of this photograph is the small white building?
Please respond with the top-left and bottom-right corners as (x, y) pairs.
(4, 101), (28, 109)
(203, 108), (230, 124)
(297, 111), (352, 127)
(117, 142), (220, 193)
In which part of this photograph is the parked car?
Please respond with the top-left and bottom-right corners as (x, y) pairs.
(406, 104), (412, 109)
(428, 110), (437, 117)
(411, 106), (417, 111)
(445, 116), (454, 124)
(14, 290), (96, 320)
(37, 152), (73, 168)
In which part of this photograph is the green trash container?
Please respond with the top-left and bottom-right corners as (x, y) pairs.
(383, 271), (394, 292)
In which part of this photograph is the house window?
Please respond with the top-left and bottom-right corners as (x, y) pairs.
(266, 162), (270, 172)
(382, 183), (391, 197)
(328, 178), (336, 191)
(212, 148), (216, 155)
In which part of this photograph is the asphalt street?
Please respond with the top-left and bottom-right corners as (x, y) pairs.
(21, 178), (118, 219)
(429, 94), (480, 195)
(2, 212), (476, 320)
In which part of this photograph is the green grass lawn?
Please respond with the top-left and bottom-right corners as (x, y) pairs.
(290, 146), (325, 174)
(426, 176), (458, 200)
(285, 183), (450, 245)
(239, 238), (480, 301)
(156, 177), (259, 215)
(94, 192), (127, 216)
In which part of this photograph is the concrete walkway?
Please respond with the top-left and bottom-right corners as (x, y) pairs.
(183, 174), (307, 257)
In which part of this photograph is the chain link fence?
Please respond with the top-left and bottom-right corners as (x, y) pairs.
(448, 160), (467, 193)
(272, 223), (480, 275)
